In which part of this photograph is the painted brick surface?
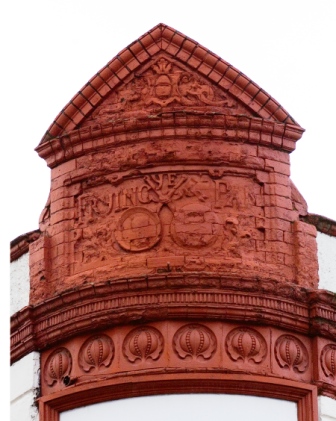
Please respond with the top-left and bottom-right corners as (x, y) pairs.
(319, 396), (336, 421)
(10, 352), (39, 421)
(10, 253), (30, 316)
(317, 232), (336, 293)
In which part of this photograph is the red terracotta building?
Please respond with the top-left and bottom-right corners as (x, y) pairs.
(10, 24), (336, 421)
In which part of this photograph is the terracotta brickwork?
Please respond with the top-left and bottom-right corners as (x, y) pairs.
(30, 24), (317, 305)
(10, 24), (336, 418)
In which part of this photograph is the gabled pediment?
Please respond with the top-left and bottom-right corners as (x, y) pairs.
(40, 23), (300, 144)
(79, 53), (256, 128)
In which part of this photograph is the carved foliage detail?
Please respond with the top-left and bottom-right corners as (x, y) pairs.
(44, 347), (72, 386)
(123, 326), (164, 363)
(225, 327), (267, 364)
(321, 344), (336, 379)
(173, 324), (217, 360)
(275, 335), (309, 373)
(78, 334), (114, 372)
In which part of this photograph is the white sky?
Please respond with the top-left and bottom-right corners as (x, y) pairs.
(61, 394), (297, 421)
(3, 0), (336, 244)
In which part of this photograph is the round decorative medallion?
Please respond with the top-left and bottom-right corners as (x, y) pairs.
(173, 323), (217, 360)
(170, 204), (220, 248)
(275, 335), (309, 373)
(115, 207), (161, 251)
(225, 327), (267, 364)
(78, 334), (114, 372)
(123, 326), (164, 363)
(44, 347), (72, 387)
(321, 344), (336, 379)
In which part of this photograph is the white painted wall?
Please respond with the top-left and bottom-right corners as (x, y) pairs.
(317, 231), (336, 420)
(317, 232), (336, 293)
(10, 352), (40, 421)
(10, 252), (30, 316)
(319, 396), (336, 421)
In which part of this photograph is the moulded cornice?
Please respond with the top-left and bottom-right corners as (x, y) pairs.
(10, 274), (336, 364)
(36, 113), (303, 168)
(302, 213), (336, 237)
(10, 229), (41, 262)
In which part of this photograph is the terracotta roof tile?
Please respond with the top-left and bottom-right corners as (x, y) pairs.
(129, 40), (151, 63)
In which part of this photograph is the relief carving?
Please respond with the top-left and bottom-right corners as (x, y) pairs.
(78, 334), (114, 372)
(76, 173), (206, 223)
(74, 225), (114, 264)
(214, 181), (257, 210)
(44, 347), (72, 386)
(222, 216), (254, 258)
(83, 56), (240, 124)
(115, 207), (162, 252)
(143, 173), (207, 204)
(225, 327), (267, 364)
(173, 323), (217, 360)
(321, 344), (336, 379)
(78, 193), (113, 222)
(122, 326), (164, 363)
(275, 335), (309, 373)
(170, 204), (220, 248)
(72, 172), (264, 272)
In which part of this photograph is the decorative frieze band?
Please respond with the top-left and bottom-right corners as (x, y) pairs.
(40, 321), (336, 397)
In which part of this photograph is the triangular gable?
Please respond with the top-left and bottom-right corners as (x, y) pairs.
(79, 53), (257, 129)
(40, 23), (300, 144)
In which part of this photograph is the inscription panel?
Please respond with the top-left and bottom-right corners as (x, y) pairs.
(71, 170), (265, 275)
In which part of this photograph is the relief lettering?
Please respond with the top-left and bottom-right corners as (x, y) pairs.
(72, 172), (265, 272)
